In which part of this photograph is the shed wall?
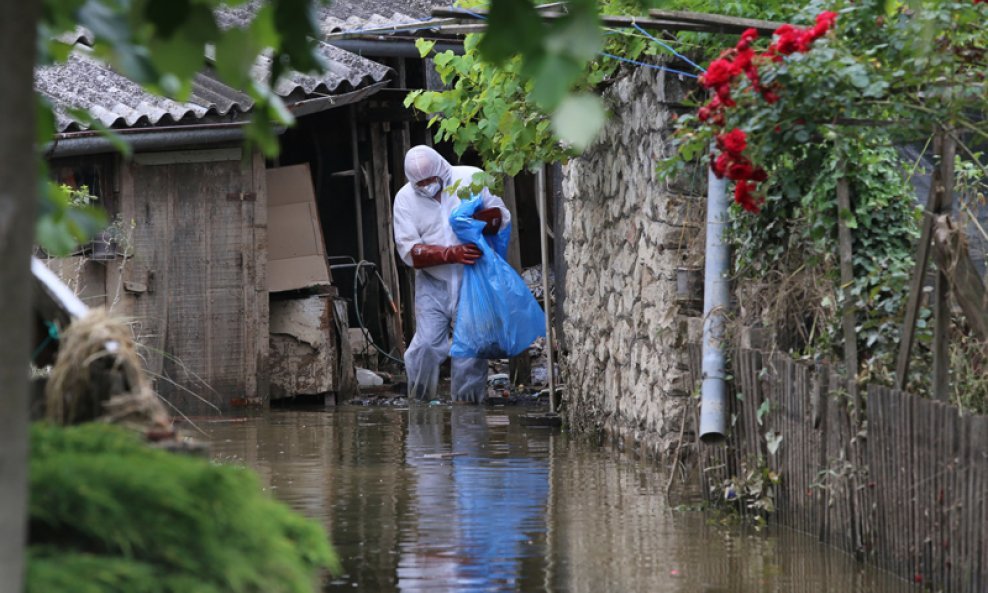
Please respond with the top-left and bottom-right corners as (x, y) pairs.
(114, 147), (268, 411)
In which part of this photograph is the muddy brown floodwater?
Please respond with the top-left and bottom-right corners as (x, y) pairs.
(205, 406), (909, 593)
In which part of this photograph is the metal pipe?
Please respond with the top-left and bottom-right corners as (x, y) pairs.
(327, 39), (464, 58)
(46, 126), (249, 158)
(699, 164), (730, 443)
(537, 167), (556, 414)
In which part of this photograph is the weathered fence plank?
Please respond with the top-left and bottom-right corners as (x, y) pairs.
(691, 347), (988, 591)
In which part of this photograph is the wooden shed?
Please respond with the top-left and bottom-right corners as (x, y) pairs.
(37, 33), (391, 413)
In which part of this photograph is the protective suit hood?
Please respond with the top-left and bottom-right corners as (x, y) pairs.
(404, 145), (453, 187)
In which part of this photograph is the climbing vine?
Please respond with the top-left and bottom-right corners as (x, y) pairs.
(408, 0), (788, 178)
(662, 0), (988, 386)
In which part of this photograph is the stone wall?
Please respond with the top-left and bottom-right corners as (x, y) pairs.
(559, 64), (704, 458)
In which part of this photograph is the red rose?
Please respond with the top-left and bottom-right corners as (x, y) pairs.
(775, 30), (805, 55)
(698, 106), (711, 122)
(734, 181), (762, 214)
(816, 11), (838, 29)
(712, 153), (731, 178)
(712, 113), (726, 126)
(717, 128), (747, 156)
(702, 58), (739, 88)
(744, 64), (761, 87)
(726, 158), (754, 181)
(734, 47), (754, 71)
(773, 24), (798, 38)
(751, 167), (768, 182)
(716, 84), (736, 107)
(740, 28), (759, 44)
(761, 89), (780, 104)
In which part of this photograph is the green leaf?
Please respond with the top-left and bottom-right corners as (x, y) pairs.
(37, 96), (56, 146)
(144, 0), (191, 38)
(543, 5), (602, 63)
(756, 399), (771, 426)
(551, 94), (605, 151)
(766, 431), (783, 456)
(478, 0), (544, 65)
(65, 108), (133, 157)
(215, 27), (260, 88)
(530, 54), (583, 110)
(416, 38), (436, 58)
(272, 0), (324, 74)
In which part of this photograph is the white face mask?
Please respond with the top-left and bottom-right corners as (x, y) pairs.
(414, 180), (442, 199)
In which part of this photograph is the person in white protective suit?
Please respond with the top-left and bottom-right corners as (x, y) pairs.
(393, 145), (511, 403)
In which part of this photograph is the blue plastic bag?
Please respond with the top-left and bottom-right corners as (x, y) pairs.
(449, 195), (545, 359)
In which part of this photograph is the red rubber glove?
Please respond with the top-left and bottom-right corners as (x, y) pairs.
(473, 207), (503, 236)
(410, 244), (482, 268)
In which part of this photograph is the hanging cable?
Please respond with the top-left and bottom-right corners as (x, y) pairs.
(32, 320), (60, 362)
(352, 260), (405, 366)
(631, 22), (707, 73)
(599, 52), (699, 78)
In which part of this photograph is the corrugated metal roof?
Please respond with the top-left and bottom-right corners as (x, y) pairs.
(40, 4), (395, 132)
(323, 12), (426, 35)
(36, 51), (253, 132)
(215, 4), (392, 96)
(319, 0), (434, 20)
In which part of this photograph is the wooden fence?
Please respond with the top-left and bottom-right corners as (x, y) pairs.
(686, 347), (988, 591)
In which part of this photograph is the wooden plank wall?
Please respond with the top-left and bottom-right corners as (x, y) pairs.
(114, 148), (267, 413)
(690, 347), (988, 591)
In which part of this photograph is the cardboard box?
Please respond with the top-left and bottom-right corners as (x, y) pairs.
(266, 164), (332, 293)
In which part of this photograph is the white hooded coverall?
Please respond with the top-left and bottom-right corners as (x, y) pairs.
(393, 146), (511, 402)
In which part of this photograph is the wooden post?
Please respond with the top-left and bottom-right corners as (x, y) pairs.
(933, 132), (955, 401)
(388, 90), (414, 346)
(932, 215), (988, 339)
(370, 122), (404, 356)
(502, 176), (531, 385)
(349, 106), (364, 262)
(537, 167), (556, 412)
(836, 174), (862, 423)
(895, 131), (945, 390)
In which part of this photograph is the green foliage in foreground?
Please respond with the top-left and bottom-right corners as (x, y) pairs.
(27, 423), (339, 593)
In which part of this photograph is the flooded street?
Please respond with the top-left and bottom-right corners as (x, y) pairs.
(206, 406), (907, 593)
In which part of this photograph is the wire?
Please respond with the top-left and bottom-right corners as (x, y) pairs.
(631, 22), (706, 73)
(353, 260), (406, 366)
(31, 321), (60, 362)
(599, 52), (699, 78)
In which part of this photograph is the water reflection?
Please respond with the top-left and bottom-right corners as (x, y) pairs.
(206, 407), (909, 593)
(399, 406), (550, 593)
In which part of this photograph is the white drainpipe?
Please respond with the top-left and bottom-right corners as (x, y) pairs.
(699, 165), (729, 443)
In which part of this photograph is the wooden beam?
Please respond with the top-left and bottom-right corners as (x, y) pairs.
(836, 174), (862, 422)
(349, 106), (364, 262)
(933, 133), (956, 401)
(502, 175), (530, 386)
(895, 132), (945, 391)
(932, 215), (988, 340)
(648, 9), (784, 35)
(430, 7), (733, 34)
(370, 122), (404, 356)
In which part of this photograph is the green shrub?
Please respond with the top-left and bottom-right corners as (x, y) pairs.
(27, 423), (339, 593)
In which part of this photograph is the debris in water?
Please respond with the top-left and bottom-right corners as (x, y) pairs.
(423, 452), (466, 460)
